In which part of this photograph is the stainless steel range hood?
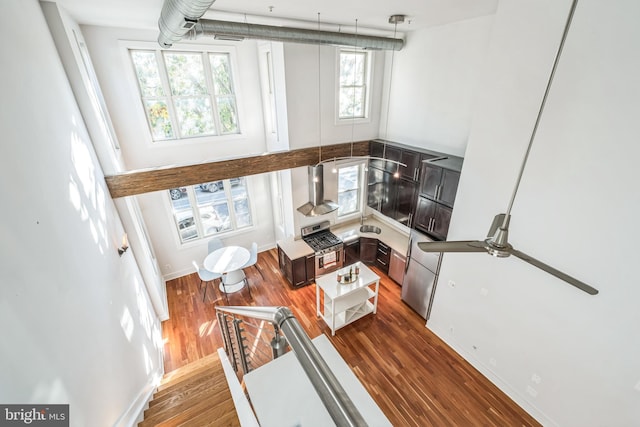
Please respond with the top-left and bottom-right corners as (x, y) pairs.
(297, 165), (339, 217)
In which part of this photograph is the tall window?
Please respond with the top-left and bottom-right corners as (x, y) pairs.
(337, 165), (361, 217)
(130, 49), (240, 141)
(338, 49), (370, 120)
(169, 178), (252, 243)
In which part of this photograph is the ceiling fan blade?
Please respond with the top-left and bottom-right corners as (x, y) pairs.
(418, 241), (487, 253)
(510, 248), (599, 295)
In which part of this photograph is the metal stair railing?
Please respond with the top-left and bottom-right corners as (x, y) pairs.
(215, 305), (367, 427)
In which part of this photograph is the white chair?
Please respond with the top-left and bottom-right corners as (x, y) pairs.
(243, 242), (258, 269)
(240, 242), (258, 298)
(207, 238), (224, 254)
(192, 260), (226, 303)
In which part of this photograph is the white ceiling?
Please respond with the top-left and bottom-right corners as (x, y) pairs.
(53, 0), (498, 35)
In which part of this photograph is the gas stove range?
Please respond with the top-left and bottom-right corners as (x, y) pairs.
(301, 221), (344, 276)
(301, 221), (343, 255)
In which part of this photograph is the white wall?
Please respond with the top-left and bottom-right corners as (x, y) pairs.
(284, 43), (385, 148)
(426, 0), (640, 425)
(380, 15), (495, 156)
(0, 0), (163, 425)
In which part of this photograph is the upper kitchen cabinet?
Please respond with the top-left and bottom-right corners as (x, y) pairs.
(367, 140), (459, 231)
(370, 139), (436, 180)
(367, 166), (394, 217)
(415, 155), (463, 240)
(419, 157), (463, 208)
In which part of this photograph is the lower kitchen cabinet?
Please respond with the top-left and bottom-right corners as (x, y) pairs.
(375, 241), (390, 274)
(360, 237), (378, 264)
(278, 245), (314, 288)
(344, 238), (360, 265)
(388, 249), (406, 285)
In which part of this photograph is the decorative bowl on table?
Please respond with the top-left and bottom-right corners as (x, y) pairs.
(337, 273), (359, 284)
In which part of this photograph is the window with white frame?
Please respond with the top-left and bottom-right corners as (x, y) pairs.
(130, 48), (240, 141)
(337, 164), (362, 217)
(169, 178), (252, 243)
(338, 49), (370, 120)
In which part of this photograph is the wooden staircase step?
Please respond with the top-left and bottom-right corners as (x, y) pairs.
(158, 352), (221, 391)
(140, 386), (236, 427)
(144, 373), (230, 419)
(152, 367), (226, 403)
(139, 351), (242, 427)
(176, 403), (240, 427)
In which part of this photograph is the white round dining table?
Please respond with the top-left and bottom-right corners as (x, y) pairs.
(204, 246), (250, 293)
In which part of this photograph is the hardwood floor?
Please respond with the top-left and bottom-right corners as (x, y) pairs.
(162, 248), (540, 426)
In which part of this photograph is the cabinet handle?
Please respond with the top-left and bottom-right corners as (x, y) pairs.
(435, 185), (441, 200)
(376, 258), (387, 266)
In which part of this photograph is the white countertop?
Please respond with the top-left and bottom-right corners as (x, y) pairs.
(331, 216), (410, 255)
(276, 237), (315, 259)
(277, 215), (410, 260)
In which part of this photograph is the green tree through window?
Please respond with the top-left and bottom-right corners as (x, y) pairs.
(130, 48), (240, 141)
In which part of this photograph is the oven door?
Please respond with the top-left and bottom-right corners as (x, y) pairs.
(315, 248), (343, 277)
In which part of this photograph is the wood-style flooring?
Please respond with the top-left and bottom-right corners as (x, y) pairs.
(162, 248), (540, 426)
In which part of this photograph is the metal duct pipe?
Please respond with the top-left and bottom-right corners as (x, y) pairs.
(187, 19), (404, 50)
(158, 0), (218, 48)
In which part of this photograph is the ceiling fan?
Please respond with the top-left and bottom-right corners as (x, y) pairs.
(417, 0), (598, 296)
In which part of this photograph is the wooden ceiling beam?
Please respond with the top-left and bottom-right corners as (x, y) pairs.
(104, 140), (370, 198)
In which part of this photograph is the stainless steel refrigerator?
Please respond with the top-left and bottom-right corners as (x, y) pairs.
(401, 230), (442, 320)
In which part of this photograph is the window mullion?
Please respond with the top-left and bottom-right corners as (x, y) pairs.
(187, 187), (206, 238)
(224, 180), (238, 229)
(157, 50), (182, 139)
(202, 52), (222, 135)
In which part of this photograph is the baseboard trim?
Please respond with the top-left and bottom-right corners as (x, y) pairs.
(112, 372), (161, 427)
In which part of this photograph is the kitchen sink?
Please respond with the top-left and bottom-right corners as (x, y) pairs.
(360, 225), (381, 234)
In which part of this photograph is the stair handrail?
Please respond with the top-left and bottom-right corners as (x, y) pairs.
(215, 305), (367, 427)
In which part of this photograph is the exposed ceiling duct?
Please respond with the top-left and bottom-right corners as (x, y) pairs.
(297, 165), (339, 217)
(186, 19), (404, 50)
(158, 0), (218, 48)
(157, 0), (404, 50)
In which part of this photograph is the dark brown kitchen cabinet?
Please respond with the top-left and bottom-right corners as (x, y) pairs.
(305, 254), (315, 283)
(292, 257), (307, 287)
(360, 237), (378, 264)
(344, 239), (360, 266)
(414, 196), (452, 240)
(367, 167), (394, 217)
(420, 162), (460, 208)
(367, 139), (462, 236)
(375, 241), (391, 274)
(399, 150), (422, 181)
(394, 178), (419, 227)
(278, 245), (314, 288)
